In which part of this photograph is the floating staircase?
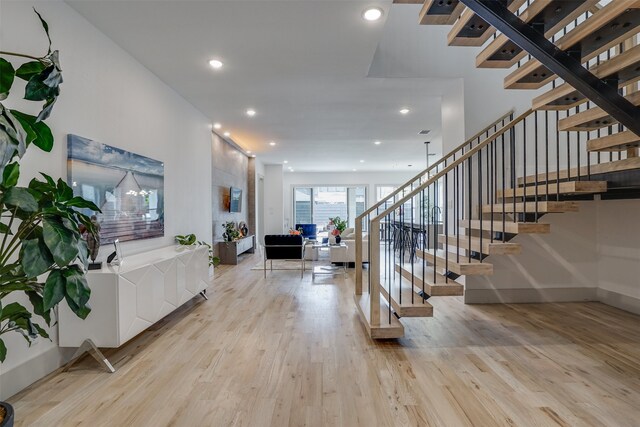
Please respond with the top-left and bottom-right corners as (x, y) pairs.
(356, 0), (640, 339)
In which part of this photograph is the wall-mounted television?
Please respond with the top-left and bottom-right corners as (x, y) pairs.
(230, 187), (242, 213)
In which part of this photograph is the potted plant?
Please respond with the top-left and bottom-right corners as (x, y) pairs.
(175, 233), (220, 268)
(328, 216), (347, 243)
(221, 221), (240, 242)
(1, 10), (99, 425)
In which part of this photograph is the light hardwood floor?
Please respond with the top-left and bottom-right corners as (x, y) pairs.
(8, 254), (640, 426)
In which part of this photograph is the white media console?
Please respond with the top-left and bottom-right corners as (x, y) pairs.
(58, 245), (210, 362)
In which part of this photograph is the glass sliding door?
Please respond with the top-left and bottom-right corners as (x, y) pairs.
(294, 187), (313, 225)
(293, 185), (367, 235)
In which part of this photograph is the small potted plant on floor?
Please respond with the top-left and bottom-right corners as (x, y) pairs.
(0, 10), (99, 425)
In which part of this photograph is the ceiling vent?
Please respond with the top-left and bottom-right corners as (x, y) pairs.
(418, 130), (430, 135)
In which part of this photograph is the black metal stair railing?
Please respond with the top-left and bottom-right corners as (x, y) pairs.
(358, 96), (639, 329)
(354, 110), (515, 297)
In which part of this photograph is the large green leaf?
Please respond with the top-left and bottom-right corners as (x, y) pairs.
(66, 196), (101, 212)
(24, 67), (60, 102)
(43, 269), (65, 311)
(0, 108), (28, 158)
(43, 217), (79, 266)
(33, 8), (52, 54)
(0, 222), (11, 234)
(31, 322), (50, 339)
(0, 58), (15, 101)
(36, 97), (57, 122)
(77, 238), (89, 270)
(20, 237), (54, 278)
(3, 186), (38, 212)
(56, 178), (73, 202)
(64, 266), (90, 307)
(27, 291), (51, 326)
(64, 294), (91, 320)
(10, 110), (53, 152)
(0, 302), (31, 322)
(15, 61), (46, 81)
(0, 339), (6, 362)
(2, 161), (19, 187)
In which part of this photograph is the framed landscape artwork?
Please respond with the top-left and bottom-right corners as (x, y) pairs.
(67, 134), (165, 244)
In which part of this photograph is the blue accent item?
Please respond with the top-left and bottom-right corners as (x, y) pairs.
(295, 223), (317, 240)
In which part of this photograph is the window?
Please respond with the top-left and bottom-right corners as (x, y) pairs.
(293, 186), (367, 231)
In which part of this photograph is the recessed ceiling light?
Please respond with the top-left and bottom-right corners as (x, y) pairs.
(269, 141), (276, 146)
(374, 140), (381, 145)
(246, 150), (252, 154)
(352, 169), (357, 172)
(252, 155), (256, 158)
(363, 7), (383, 22)
(400, 108), (410, 115)
(223, 131), (231, 137)
(359, 159), (365, 163)
(246, 109), (256, 117)
(213, 122), (222, 130)
(209, 59), (224, 69)
(284, 160), (289, 164)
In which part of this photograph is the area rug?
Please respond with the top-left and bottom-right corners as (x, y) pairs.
(250, 260), (321, 271)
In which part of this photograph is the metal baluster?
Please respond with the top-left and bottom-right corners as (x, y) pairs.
(545, 110), (549, 200)
(511, 125), (516, 222)
(478, 145), (483, 263)
(468, 156), (473, 262)
(444, 174), (449, 282)
(556, 110), (560, 201)
(502, 131), (506, 242)
(523, 118), (527, 219)
(535, 111), (539, 221)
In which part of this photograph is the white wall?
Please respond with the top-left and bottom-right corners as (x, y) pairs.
(596, 199), (640, 312)
(0, 1), (212, 399)
(465, 199), (640, 315)
(282, 170), (415, 229)
(263, 164), (284, 236)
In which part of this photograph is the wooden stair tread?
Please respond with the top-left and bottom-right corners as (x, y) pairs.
(419, 0), (465, 25)
(353, 293), (404, 339)
(532, 44), (640, 110)
(459, 219), (551, 234)
(587, 130), (640, 152)
(438, 234), (522, 255)
(558, 92), (640, 131)
(496, 180), (607, 198)
(504, 2), (640, 90)
(518, 157), (640, 185)
(415, 248), (493, 276)
(477, 0), (597, 68)
(447, 0), (525, 46)
(395, 263), (465, 296)
(482, 201), (580, 214)
(378, 278), (434, 318)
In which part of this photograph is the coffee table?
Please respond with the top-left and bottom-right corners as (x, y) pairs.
(311, 243), (347, 281)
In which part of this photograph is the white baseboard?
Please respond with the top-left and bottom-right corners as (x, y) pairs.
(597, 288), (640, 315)
(464, 287), (598, 304)
(0, 346), (74, 401)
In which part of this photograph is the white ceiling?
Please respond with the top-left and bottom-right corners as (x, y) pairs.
(65, 0), (468, 172)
